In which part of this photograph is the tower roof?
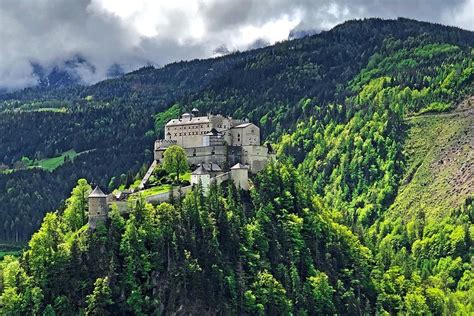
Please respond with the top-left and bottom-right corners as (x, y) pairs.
(192, 166), (209, 175)
(202, 162), (222, 172)
(231, 163), (249, 170)
(89, 186), (107, 198)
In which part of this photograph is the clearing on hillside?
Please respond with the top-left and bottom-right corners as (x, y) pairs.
(389, 96), (473, 220)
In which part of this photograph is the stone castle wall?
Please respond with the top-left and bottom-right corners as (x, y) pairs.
(88, 197), (108, 229)
(154, 144), (272, 174)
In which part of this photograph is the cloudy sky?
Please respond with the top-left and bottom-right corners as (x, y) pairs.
(1, 0), (473, 90)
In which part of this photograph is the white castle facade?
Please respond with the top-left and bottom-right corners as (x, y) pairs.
(154, 108), (274, 174)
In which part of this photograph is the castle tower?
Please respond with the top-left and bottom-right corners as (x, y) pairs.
(88, 186), (109, 229)
(230, 163), (249, 190)
(191, 165), (211, 193)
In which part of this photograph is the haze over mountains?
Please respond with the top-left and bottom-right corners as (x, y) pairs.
(1, 0), (473, 91)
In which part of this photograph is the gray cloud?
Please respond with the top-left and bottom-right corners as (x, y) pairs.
(0, 0), (472, 90)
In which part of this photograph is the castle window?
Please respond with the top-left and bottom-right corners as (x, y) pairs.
(184, 133), (186, 136)
(174, 133), (177, 136)
(179, 133), (181, 136)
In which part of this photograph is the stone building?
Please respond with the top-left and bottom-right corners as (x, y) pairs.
(88, 186), (109, 229)
(190, 162), (249, 193)
(230, 163), (249, 190)
(154, 109), (273, 174)
(190, 165), (211, 192)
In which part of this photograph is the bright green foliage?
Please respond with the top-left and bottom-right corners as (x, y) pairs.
(0, 163), (376, 314)
(304, 271), (335, 314)
(154, 104), (180, 137)
(244, 270), (292, 315)
(162, 145), (189, 182)
(86, 277), (113, 315)
(63, 179), (91, 231)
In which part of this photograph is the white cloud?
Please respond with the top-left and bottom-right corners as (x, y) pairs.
(444, 0), (474, 30)
(0, 0), (472, 91)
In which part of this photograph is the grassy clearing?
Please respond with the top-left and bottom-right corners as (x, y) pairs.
(0, 251), (21, 260)
(130, 172), (192, 199)
(388, 106), (473, 221)
(0, 244), (23, 260)
(36, 149), (79, 171)
(181, 172), (191, 182)
(135, 184), (173, 198)
(2, 149), (92, 173)
(31, 107), (67, 113)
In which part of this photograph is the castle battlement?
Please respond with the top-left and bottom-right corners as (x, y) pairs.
(154, 139), (177, 150)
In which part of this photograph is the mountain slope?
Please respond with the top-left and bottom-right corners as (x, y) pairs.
(391, 96), (473, 220)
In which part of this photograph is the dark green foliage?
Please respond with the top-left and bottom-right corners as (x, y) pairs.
(0, 168), (374, 314)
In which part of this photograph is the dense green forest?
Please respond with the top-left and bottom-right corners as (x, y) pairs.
(0, 18), (473, 314)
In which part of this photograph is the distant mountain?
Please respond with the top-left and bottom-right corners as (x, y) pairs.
(0, 56), (126, 96)
(31, 62), (82, 89)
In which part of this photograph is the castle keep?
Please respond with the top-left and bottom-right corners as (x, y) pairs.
(154, 109), (273, 174)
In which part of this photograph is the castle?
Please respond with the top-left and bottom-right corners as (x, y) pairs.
(154, 109), (273, 173)
(88, 109), (273, 228)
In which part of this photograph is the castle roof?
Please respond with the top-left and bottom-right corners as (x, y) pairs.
(89, 186), (107, 198)
(192, 166), (209, 175)
(231, 163), (249, 170)
(206, 128), (221, 136)
(165, 115), (210, 126)
(233, 122), (253, 129)
(202, 162), (222, 172)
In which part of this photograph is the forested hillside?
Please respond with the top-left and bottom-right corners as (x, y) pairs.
(0, 18), (473, 314)
(1, 17), (473, 243)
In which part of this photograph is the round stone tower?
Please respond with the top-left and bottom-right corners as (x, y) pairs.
(88, 186), (109, 229)
(230, 163), (249, 190)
